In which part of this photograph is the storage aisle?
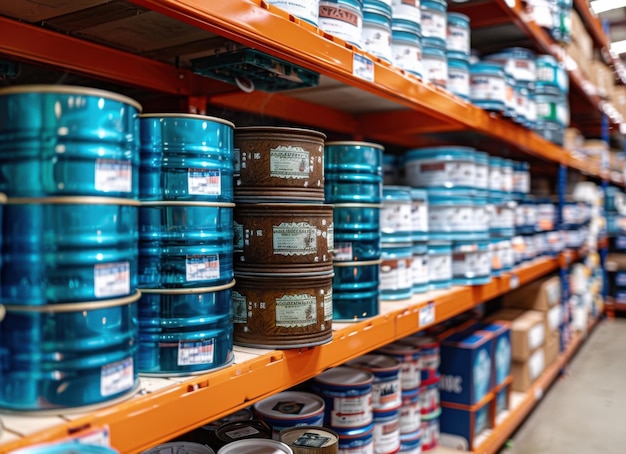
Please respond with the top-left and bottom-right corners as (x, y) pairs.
(511, 318), (626, 454)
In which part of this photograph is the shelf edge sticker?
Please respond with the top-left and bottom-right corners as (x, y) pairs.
(510, 274), (520, 290)
(419, 302), (436, 327)
(353, 54), (375, 82)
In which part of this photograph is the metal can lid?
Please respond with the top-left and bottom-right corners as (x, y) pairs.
(143, 442), (215, 454)
(253, 391), (325, 421)
(346, 353), (401, 372)
(280, 426), (339, 450)
(314, 366), (374, 387)
(217, 439), (294, 454)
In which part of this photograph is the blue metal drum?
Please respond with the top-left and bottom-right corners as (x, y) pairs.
(325, 172), (383, 204)
(0, 85), (141, 199)
(2, 198), (138, 305)
(138, 201), (234, 288)
(11, 442), (119, 454)
(333, 260), (381, 321)
(138, 283), (234, 375)
(0, 294), (139, 411)
(139, 114), (234, 202)
(325, 141), (384, 175)
(333, 204), (381, 262)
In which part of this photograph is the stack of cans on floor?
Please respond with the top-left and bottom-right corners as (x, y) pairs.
(325, 142), (384, 320)
(137, 114), (236, 375)
(0, 85), (141, 410)
(233, 127), (333, 348)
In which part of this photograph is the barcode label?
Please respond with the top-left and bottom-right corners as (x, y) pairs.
(94, 262), (130, 298)
(188, 168), (221, 195)
(178, 339), (214, 366)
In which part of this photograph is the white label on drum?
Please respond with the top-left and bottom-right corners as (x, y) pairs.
(270, 146), (310, 179)
(94, 261), (130, 298)
(234, 221), (244, 252)
(177, 339), (214, 366)
(331, 396), (373, 427)
(338, 444), (374, 454)
(233, 148), (241, 175)
(224, 426), (260, 439)
(334, 242), (354, 261)
(327, 222), (334, 252)
(188, 168), (221, 195)
(275, 293), (317, 327)
(324, 291), (333, 321)
(186, 255), (220, 281)
(232, 291), (247, 323)
(101, 357), (134, 397)
(273, 222), (317, 256)
(94, 159), (132, 193)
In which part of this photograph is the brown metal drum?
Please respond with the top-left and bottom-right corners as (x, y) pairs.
(233, 127), (326, 202)
(233, 272), (333, 348)
(280, 426), (339, 454)
(234, 203), (334, 275)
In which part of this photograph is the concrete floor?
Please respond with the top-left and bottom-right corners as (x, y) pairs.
(512, 318), (626, 454)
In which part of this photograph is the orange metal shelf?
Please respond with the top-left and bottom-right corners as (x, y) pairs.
(471, 317), (600, 454)
(0, 254), (569, 453)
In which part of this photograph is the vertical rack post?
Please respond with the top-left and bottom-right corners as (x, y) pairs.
(558, 164), (569, 353)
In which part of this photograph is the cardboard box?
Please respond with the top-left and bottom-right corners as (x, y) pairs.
(546, 304), (562, 333)
(570, 10), (593, 62)
(475, 322), (511, 389)
(589, 61), (615, 99)
(488, 310), (545, 362)
(502, 276), (561, 311)
(511, 348), (545, 392)
(544, 331), (560, 367)
(439, 330), (494, 406)
(440, 393), (494, 451)
(492, 375), (513, 424)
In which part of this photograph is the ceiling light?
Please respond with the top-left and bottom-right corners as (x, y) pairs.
(590, 0), (626, 14)
(611, 39), (626, 55)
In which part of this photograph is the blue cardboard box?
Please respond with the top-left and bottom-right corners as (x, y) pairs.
(439, 330), (493, 406)
(493, 375), (513, 422)
(476, 322), (511, 389)
(440, 393), (494, 451)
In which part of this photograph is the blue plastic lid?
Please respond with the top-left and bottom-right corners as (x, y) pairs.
(391, 18), (422, 35)
(475, 151), (490, 164)
(383, 154), (397, 165)
(489, 156), (504, 166)
(513, 160), (529, 170)
(447, 52), (470, 68)
(334, 423), (375, 438)
(410, 188), (428, 200)
(534, 85), (564, 97)
(447, 12), (470, 26)
(383, 185), (412, 200)
(427, 240), (452, 251)
(422, 36), (447, 51)
(470, 62), (506, 77)
(501, 158), (514, 168)
(426, 187), (476, 199)
(421, 0), (447, 12)
(452, 240), (489, 252)
(406, 146), (476, 161)
(536, 54), (558, 67)
(363, 0), (393, 19)
(486, 47), (536, 60)
(412, 242), (428, 253)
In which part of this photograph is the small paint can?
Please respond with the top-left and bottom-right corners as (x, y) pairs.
(399, 388), (421, 435)
(311, 366), (374, 428)
(346, 354), (402, 411)
(267, 0), (321, 26)
(419, 413), (439, 451)
(376, 341), (421, 390)
(143, 442), (215, 454)
(280, 426), (340, 454)
(335, 424), (374, 454)
(372, 405), (401, 454)
(399, 429), (421, 453)
(215, 419), (274, 449)
(332, 260), (380, 321)
(217, 439), (294, 454)
(254, 391), (326, 437)
(234, 126), (326, 202)
(333, 204), (381, 262)
(233, 272), (333, 348)
(419, 380), (440, 417)
(319, 0), (364, 48)
(362, 1), (393, 62)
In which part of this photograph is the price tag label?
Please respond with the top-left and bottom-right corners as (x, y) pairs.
(73, 426), (111, 447)
(353, 54), (374, 82)
(504, 0), (515, 7)
(419, 303), (436, 327)
(510, 274), (520, 290)
(534, 387), (543, 400)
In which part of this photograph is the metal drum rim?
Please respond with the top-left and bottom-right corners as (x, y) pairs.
(235, 202), (333, 209)
(139, 352), (235, 378)
(139, 113), (235, 129)
(139, 280), (235, 294)
(0, 193), (6, 204)
(234, 125), (327, 140)
(4, 290), (141, 313)
(333, 259), (383, 267)
(324, 141), (385, 150)
(140, 201), (236, 208)
(7, 196), (141, 206)
(333, 202), (382, 208)
(0, 84), (143, 112)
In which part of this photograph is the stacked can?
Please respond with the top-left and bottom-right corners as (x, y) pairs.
(391, 0), (423, 77)
(137, 114), (235, 375)
(526, 0), (572, 44)
(326, 142), (383, 320)
(0, 85), (141, 410)
(311, 366), (376, 453)
(534, 54), (569, 145)
(487, 157), (517, 278)
(233, 127), (333, 348)
(421, 0), (447, 88)
(446, 12), (471, 100)
(404, 146), (490, 288)
(377, 341), (422, 453)
(363, 0), (393, 62)
(484, 47), (537, 129)
(346, 354), (403, 454)
(319, 0), (364, 48)
(381, 186), (414, 300)
(395, 335), (440, 452)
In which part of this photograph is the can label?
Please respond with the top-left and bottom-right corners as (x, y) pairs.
(101, 357), (134, 397)
(381, 202), (412, 233)
(295, 432), (333, 448)
(270, 146), (310, 179)
(471, 74), (506, 102)
(331, 396), (373, 427)
(373, 415), (400, 453)
(423, 54), (447, 88)
(428, 252), (451, 283)
(391, 40), (422, 76)
(452, 250), (491, 279)
(232, 291), (247, 323)
(428, 205), (475, 231)
(188, 168), (221, 195)
(421, 10), (446, 41)
(94, 261), (130, 298)
(94, 159), (132, 193)
(233, 148), (241, 175)
(334, 242), (354, 261)
(224, 426), (260, 439)
(411, 253), (429, 286)
(362, 24), (392, 61)
(447, 66), (470, 98)
(327, 222), (334, 252)
(372, 378), (402, 409)
(392, 0), (421, 22)
(420, 385), (440, 414)
(399, 397), (421, 433)
(411, 200), (429, 233)
(234, 221), (244, 251)
(407, 160), (474, 188)
(447, 25), (469, 54)
(177, 339), (214, 366)
(270, 0), (319, 25)
(381, 258), (411, 292)
(324, 291), (333, 321)
(319, 4), (363, 46)
(475, 163), (488, 189)
(275, 293), (317, 327)
(186, 255), (220, 281)
(273, 222), (318, 256)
